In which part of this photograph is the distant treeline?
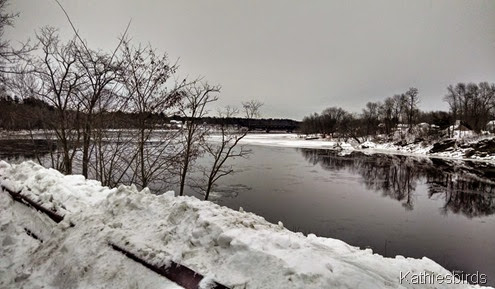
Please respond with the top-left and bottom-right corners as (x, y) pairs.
(173, 116), (299, 132)
(0, 95), (300, 132)
(300, 82), (495, 140)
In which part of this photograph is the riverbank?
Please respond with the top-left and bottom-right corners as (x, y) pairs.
(4, 129), (494, 163)
(0, 161), (491, 288)
(236, 134), (495, 163)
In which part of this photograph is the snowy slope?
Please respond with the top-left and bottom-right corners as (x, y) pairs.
(0, 161), (491, 289)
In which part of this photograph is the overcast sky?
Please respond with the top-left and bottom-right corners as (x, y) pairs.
(6, 0), (495, 120)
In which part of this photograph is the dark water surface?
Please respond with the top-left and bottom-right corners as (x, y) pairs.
(187, 145), (495, 286)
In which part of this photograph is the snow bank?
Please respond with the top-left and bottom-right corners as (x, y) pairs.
(211, 133), (342, 149)
(237, 134), (495, 162)
(0, 161), (492, 288)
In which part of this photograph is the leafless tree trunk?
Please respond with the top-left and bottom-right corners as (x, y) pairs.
(405, 87), (419, 132)
(74, 45), (124, 178)
(120, 40), (188, 190)
(0, 0), (34, 83)
(362, 102), (380, 137)
(53, 0), (129, 178)
(444, 82), (495, 133)
(28, 27), (83, 174)
(85, 89), (138, 187)
(242, 99), (263, 119)
(199, 106), (250, 200)
(242, 99), (263, 130)
(177, 82), (220, 196)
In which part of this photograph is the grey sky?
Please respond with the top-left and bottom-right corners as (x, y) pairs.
(6, 0), (495, 120)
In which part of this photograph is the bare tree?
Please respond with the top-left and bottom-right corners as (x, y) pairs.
(0, 0), (17, 76)
(300, 112), (322, 135)
(0, 0), (33, 82)
(74, 42), (125, 178)
(29, 27), (84, 174)
(321, 107), (346, 138)
(120, 40), (188, 189)
(177, 82), (220, 196)
(477, 82), (495, 130)
(87, 89), (136, 187)
(444, 82), (495, 133)
(242, 99), (263, 119)
(197, 106), (250, 200)
(379, 97), (395, 135)
(336, 110), (360, 142)
(404, 87), (419, 131)
(242, 99), (263, 130)
(362, 101), (381, 137)
(51, 0), (130, 178)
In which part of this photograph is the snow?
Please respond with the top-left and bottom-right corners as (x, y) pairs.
(237, 134), (495, 162)
(1, 160), (492, 288)
(212, 133), (342, 149)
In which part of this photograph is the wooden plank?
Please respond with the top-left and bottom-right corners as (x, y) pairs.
(1, 185), (72, 226)
(24, 227), (44, 243)
(110, 243), (230, 289)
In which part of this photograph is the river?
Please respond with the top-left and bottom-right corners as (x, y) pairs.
(185, 145), (495, 286)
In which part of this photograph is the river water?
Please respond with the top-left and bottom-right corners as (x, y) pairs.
(185, 145), (495, 286)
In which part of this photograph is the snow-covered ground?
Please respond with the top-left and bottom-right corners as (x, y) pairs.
(236, 134), (495, 162)
(0, 161), (491, 288)
(210, 133), (354, 152)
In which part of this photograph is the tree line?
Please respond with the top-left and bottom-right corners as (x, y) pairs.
(300, 84), (495, 141)
(0, 95), (298, 132)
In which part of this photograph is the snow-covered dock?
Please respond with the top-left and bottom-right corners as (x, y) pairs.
(0, 161), (491, 288)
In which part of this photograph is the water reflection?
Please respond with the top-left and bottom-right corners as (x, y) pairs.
(0, 139), (57, 159)
(299, 149), (495, 218)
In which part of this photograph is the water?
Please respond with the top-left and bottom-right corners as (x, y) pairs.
(185, 145), (495, 286)
(2, 140), (494, 285)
